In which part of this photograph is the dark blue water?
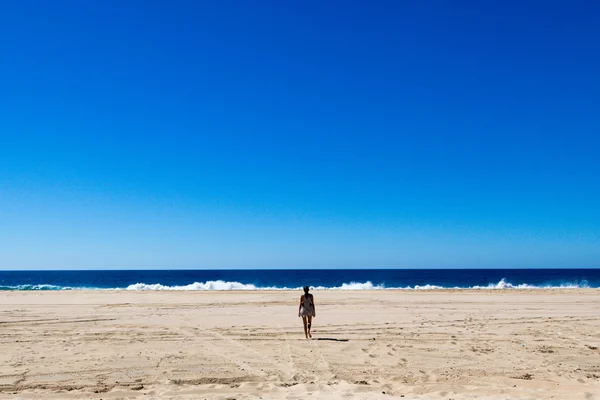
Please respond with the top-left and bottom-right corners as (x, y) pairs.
(0, 269), (598, 290)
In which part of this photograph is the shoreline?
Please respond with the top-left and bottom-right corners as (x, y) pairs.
(2, 287), (599, 293)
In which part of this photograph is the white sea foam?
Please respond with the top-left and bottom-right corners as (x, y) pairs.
(0, 284), (72, 291)
(312, 281), (386, 290)
(124, 280), (387, 291)
(0, 279), (593, 291)
(470, 278), (589, 289)
(120, 279), (591, 291)
(409, 284), (446, 290)
(125, 280), (263, 291)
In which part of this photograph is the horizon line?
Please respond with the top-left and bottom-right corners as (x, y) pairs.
(1, 267), (599, 272)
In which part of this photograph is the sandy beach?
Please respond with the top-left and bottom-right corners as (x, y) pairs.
(0, 290), (598, 399)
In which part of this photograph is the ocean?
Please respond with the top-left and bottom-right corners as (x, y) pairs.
(0, 269), (598, 290)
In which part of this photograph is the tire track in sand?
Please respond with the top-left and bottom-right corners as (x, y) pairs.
(269, 311), (337, 399)
(181, 324), (297, 382)
(177, 327), (267, 381)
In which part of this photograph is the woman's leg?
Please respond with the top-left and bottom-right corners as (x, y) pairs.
(302, 316), (308, 338)
(307, 316), (312, 338)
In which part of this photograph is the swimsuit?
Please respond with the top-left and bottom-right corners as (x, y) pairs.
(300, 294), (315, 317)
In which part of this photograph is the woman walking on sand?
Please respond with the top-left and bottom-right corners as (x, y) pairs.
(298, 286), (316, 339)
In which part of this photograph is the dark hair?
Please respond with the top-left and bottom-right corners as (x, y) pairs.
(303, 286), (309, 294)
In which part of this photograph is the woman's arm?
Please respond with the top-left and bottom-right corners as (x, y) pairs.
(298, 295), (303, 317)
(312, 295), (316, 317)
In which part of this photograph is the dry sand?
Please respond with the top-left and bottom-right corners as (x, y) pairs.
(0, 290), (599, 399)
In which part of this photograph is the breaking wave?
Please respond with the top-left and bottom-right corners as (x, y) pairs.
(125, 281), (263, 291)
(0, 284), (72, 291)
(122, 278), (590, 291)
(0, 279), (593, 291)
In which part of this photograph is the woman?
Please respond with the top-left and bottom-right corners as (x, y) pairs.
(298, 286), (316, 339)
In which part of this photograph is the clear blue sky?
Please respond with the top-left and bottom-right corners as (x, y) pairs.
(1, 1), (599, 270)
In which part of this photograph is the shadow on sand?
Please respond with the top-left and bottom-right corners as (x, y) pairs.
(314, 337), (349, 342)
